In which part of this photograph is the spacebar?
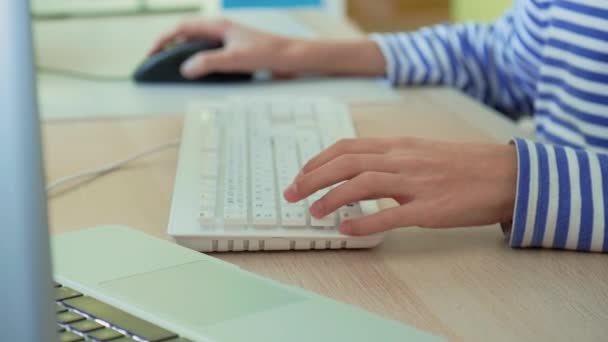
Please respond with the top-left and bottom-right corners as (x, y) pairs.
(63, 296), (177, 341)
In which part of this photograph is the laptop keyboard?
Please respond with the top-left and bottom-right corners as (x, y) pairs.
(54, 282), (190, 342)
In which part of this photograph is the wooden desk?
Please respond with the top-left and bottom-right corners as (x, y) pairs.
(44, 13), (608, 342)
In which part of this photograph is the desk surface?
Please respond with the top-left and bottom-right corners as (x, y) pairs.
(36, 11), (401, 120)
(44, 12), (608, 342)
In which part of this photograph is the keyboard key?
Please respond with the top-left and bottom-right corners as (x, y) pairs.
(201, 129), (219, 151)
(165, 338), (194, 342)
(201, 154), (218, 177)
(55, 287), (83, 301)
(310, 213), (337, 228)
(111, 337), (138, 342)
(280, 205), (307, 227)
(199, 207), (216, 226)
(273, 136), (299, 190)
(250, 135), (278, 226)
(54, 281), (62, 287)
(222, 131), (248, 227)
(270, 101), (293, 121)
(297, 130), (322, 163)
(339, 203), (363, 222)
(252, 209), (278, 226)
(308, 189), (337, 228)
(63, 296), (177, 341)
(184, 99), (380, 251)
(87, 327), (124, 341)
(58, 331), (84, 342)
(70, 319), (104, 333)
(56, 311), (86, 324)
(223, 211), (248, 226)
(56, 303), (68, 313)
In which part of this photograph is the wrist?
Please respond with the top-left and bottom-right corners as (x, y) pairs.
(276, 38), (385, 76)
(273, 37), (302, 73)
(497, 144), (519, 223)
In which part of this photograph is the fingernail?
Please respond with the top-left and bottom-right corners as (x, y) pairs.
(309, 201), (324, 218)
(283, 183), (299, 202)
(180, 59), (198, 79)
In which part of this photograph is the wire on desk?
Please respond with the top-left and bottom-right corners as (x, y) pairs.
(32, 0), (200, 20)
(37, 66), (131, 82)
(46, 139), (181, 193)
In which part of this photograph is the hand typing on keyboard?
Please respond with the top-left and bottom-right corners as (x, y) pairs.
(171, 98), (385, 251)
(283, 137), (518, 236)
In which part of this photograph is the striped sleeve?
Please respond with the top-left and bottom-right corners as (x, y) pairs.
(369, 10), (532, 118)
(508, 138), (608, 252)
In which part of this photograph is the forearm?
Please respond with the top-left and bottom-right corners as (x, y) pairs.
(277, 38), (386, 76)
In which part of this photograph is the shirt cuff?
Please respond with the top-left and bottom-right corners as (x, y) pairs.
(507, 138), (607, 252)
(369, 33), (400, 87)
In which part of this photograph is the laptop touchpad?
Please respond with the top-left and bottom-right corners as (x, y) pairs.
(99, 261), (305, 328)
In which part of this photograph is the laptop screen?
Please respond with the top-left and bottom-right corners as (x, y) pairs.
(0, 0), (56, 340)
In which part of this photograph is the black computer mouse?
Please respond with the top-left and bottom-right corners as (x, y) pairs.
(133, 40), (253, 83)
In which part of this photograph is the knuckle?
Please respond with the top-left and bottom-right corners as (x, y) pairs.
(358, 171), (381, 188)
(397, 155), (432, 170)
(335, 154), (359, 170)
(386, 136), (417, 151)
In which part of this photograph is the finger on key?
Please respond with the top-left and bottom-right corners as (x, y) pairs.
(299, 138), (391, 177)
(285, 154), (396, 202)
(309, 172), (406, 218)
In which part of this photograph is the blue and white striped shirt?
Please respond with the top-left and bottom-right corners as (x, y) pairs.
(371, 0), (608, 252)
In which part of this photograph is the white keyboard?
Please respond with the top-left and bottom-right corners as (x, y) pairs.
(168, 98), (384, 252)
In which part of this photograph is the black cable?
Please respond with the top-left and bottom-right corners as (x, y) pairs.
(37, 66), (131, 82)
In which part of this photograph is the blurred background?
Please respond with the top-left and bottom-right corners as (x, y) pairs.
(350, 0), (512, 32)
(32, 0), (513, 30)
(33, 0), (516, 121)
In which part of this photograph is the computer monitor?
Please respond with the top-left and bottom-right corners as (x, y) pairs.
(218, 0), (345, 17)
(223, 0), (322, 8)
(0, 0), (56, 340)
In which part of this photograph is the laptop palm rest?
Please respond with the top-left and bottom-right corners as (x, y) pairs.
(98, 260), (305, 328)
(53, 226), (440, 341)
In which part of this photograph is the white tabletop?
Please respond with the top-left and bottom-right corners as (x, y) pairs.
(35, 11), (401, 120)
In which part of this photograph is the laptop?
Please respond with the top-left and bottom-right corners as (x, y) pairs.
(0, 1), (440, 341)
